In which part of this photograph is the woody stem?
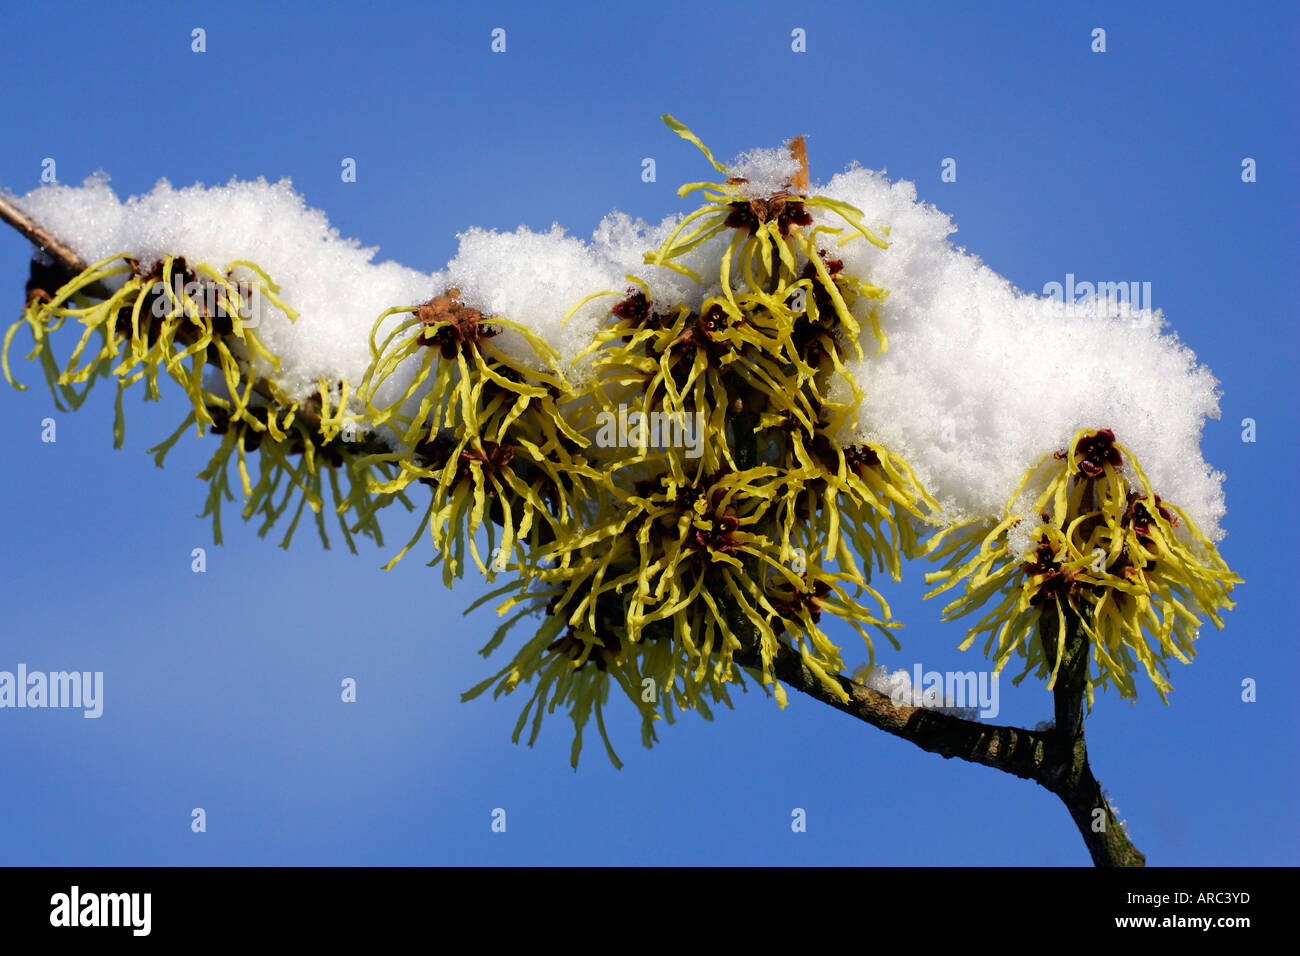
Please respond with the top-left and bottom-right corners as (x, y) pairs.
(1040, 604), (1146, 866)
(731, 603), (1145, 866)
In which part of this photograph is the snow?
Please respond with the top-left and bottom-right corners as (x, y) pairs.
(815, 166), (1225, 542)
(11, 175), (439, 414)
(859, 664), (980, 718)
(725, 143), (804, 198)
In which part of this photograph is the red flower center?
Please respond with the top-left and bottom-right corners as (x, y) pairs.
(1072, 429), (1123, 478)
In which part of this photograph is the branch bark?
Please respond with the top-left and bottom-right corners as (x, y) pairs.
(734, 615), (1146, 865)
(0, 191), (88, 275)
(1040, 604), (1146, 866)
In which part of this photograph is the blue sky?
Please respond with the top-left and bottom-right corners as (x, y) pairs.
(0, 0), (1295, 864)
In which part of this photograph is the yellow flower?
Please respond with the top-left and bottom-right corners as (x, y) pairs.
(4, 254), (292, 445)
(924, 428), (1240, 703)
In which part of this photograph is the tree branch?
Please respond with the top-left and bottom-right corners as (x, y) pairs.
(0, 191), (88, 275)
(735, 640), (1054, 780)
(736, 619), (1146, 865)
(1041, 604), (1146, 866)
(1, 177), (1147, 867)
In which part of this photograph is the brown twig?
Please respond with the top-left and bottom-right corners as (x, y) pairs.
(2, 188), (117, 301)
(0, 191), (88, 275)
(733, 626), (1144, 866)
(788, 135), (810, 193)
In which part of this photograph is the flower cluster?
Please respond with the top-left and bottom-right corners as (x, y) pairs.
(4, 253), (292, 445)
(3, 253), (419, 559)
(153, 392), (404, 553)
(358, 288), (599, 585)
(443, 118), (935, 764)
(924, 428), (1240, 703)
(2, 118), (1242, 769)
